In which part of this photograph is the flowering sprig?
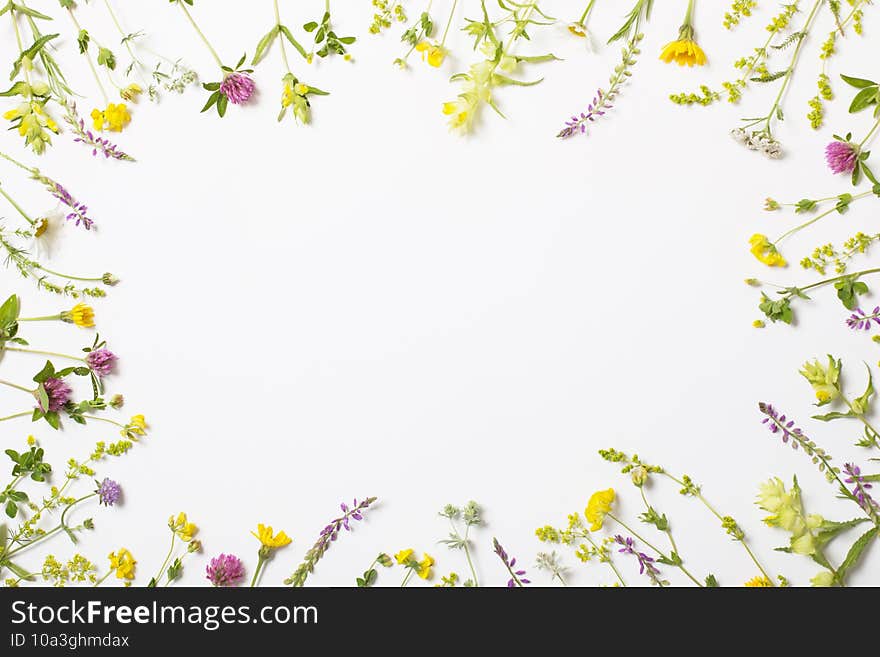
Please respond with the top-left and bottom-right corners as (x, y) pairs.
(355, 552), (392, 588)
(438, 500), (482, 587)
(613, 535), (666, 586)
(250, 523), (291, 586)
(492, 537), (529, 588)
(60, 99), (134, 161)
(302, 1), (356, 62)
(284, 496), (376, 587)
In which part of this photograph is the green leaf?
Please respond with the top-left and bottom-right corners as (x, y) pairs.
(32, 360), (54, 383)
(4, 559), (33, 580)
(200, 90), (220, 113)
(303, 21), (318, 32)
(815, 517), (869, 545)
(837, 528), (878, 582)
(0, 295), (20, 325)
(4, 500), (16, 518)
(252, 26), (279, 65)
(849, 86), (879, 114)
(841, 74), (878, 89)
(279, 25), (307, 58)
(812, 410), (856, 421)
(853, 365), (874, 414)
(217, 93), (228, 117)
(97, 47), (116, 70)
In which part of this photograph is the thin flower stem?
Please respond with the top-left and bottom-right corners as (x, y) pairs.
(639, 487), (680, 555)
(81, 415), (125, 429)
(583, 533), (626, 586)
(0, 379), (34, 394)
(578, 0), (597, 25)
(153, 533), (176, 585)
(859, 116), (880, 149)
(761, 0), (823, 134)
(93, 570), (112, 587)
(774, 192), (872, 243)
(273, 0), (292, 73)
(0, 411), (31, 422)
(10, 8), (32, 89)
(440, 0), (459, 46)
(793, 267), (880, 296)
(35, 266), (105, 283)
(684, 0), (695, 26)
(659, 472), (774, 583)
(66, 9), (110, 105)
(0, 150), (32, 173)
(179, 2), (224, 69)
(250, 555), (266, 587)
(102, 0), (148, 73)
(2, 345), (85, 363)
(0, 184), (35, 226)
(400, 569), (414, 587)
(18, 315), (62, 322)
(607, 513), (704, 587)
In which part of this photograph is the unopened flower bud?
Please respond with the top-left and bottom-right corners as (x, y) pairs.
(631, 466), (649, 487)
(102, 272), (119, 286)
(109, 393), (125, 409)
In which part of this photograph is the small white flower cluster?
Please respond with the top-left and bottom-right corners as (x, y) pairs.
(730, 128), (783, 159)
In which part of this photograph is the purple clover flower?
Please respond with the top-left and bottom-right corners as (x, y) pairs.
(220, 72), (255, 105)
(39, 377), (72, 412)
(85, 348), (117, 377)
(558, 88), (609, 139)
(97, 478), (122, 506)
(206, 553), (246, 587)
(846, 307), (880, 331)
(825, 140), (859, 175)
(492, 537), (530, 587)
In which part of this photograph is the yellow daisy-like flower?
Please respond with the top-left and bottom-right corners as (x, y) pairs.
(659, 38), (707, 66)
(61, 302), (95, 328)
(744, 575), (773, 587)
(417, 553), (435, 580)
(395, 548), (414, 565)
(415, 41), (446, 67)
(584, 488), (615, 531)
(168, 512), (198, 542)
(108, 548), (137, 580)
(251, 523), (292, 549)
(749, 234), (787, 267)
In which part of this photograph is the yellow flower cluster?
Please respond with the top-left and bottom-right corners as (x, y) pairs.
(659, 39), (707, 67)
(169, 512), (198, 542)
(799, 356), (840, 404)
(757, 478), (824, 557)
(3, 99), (59, 154)
(90, 103), (131, 132)
(252, 523), (292, 549)
(415, 41), (446, 67)
(395, 548), (434, 579)
(744, 575), (772, 587)
(585, 488), (615, 531)
(108, 548), (137, 580)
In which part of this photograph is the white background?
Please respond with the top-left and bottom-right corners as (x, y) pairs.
(2, 0), (879, 587)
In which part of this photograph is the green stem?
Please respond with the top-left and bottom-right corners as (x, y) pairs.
(93, 570), (112, 587)
(0, 379), (34, 394)
(273, 0), (292, 72)
(81, 414), (125, 429)
(440, 0), (459, 46)
(0, 184), (35, 226)
(578, 0), (597, 25)
(792, 266), (880, 296)
(0, 411), (30, 422)
(2, 345), (85, 363)
(583, 533), (626, 586)
(684, 0), (695, 26)
(859, 116), (880, 149)
(18, 315), (62, 322)
(10, 8), (32, 90)
(153, 533), (176, 585)
(66, 9), (110, 105)
(608, 513), (704, 587)
(250, 555), (267, 587)
(774, 192), (872, 244)
(102, 0), (148, 73)
(179, 1), (224, 69)
(0, 150), (32, 173)
(400, 569), (414, 587)
(59, 493), (95, 541)
(762, 0), (823, 134)
(35, 265), (106, 283)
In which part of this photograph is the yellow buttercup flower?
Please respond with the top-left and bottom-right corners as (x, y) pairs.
(415, 41), (446, 67)
(108, 548), (136, 580)
(252, 523), (292, 549)
(585, 488), (615, 531)
(168, 512), (198, 542)
(744, 575), (773, 587)
(659, 38), (707, 66)
(417, 553), (434, 579)
(395, 548), (414, 565)
(749, 234), (787, 267)
(61, 302), (95, 328)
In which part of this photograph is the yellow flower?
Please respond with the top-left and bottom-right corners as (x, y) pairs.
(120, 84), (143, 102)
(568, 22), (587, 38)
(168, 512), (198, 542)
(62, 302), (95, 328)
(91, 103), (131, 132)
(584, 488), (615, 531)
(251, 523), (292, 549)
(749, 234), (787, 267)
(752, 320), (765, 328)
(415, 41), (446, 67)
(127, 414), (147, 436)
(659, 38), (707, 67)
(27, 435), (36, 446)
(744, 575), (773, 587)
(395, 548), (414, 565)
(417, 553), (434, 579)
(108, 548), (136, 580)
(442, 100), (471, 132)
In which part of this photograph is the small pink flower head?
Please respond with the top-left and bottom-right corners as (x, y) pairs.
(220, 72), (255, 105)
(206, 553), (246, 587)
(825, 139), (860, 175)
(39, 377), (72, 412)
(85, 348), (117, 377)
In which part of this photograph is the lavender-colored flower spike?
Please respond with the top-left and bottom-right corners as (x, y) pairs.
(492, 537), (530, 587)
(844, 463), (879, 515)
(614, 534), (665, 586)
(557, 88), (610, 139)
(62, 100), (135, 162)
(846, 307), (880, 331)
